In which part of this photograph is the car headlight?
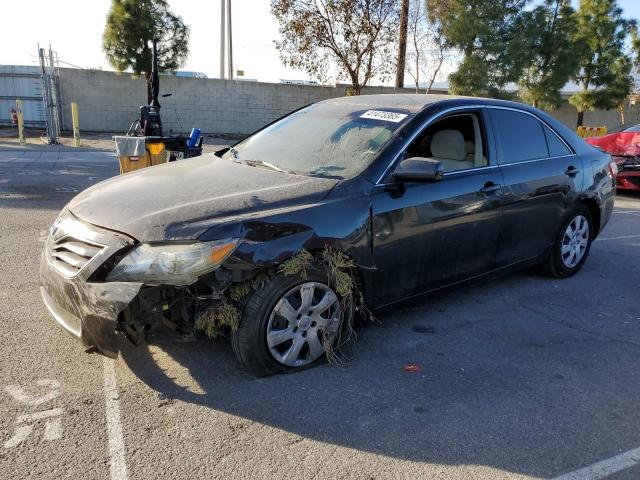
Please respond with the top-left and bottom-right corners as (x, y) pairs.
(106, 238), (239, 285)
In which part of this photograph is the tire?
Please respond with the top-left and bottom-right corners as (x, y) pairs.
(543, 204), (593, 278)
(230, 268), (354, 377)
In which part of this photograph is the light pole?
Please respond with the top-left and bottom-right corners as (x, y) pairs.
(219, 0), (226, 78)
(219, 0), (233, 79)
(226, 0), (233, 80)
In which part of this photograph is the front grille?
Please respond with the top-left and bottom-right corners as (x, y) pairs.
(50, 237), (104, 276)
(616, 155), (640, 171)
(44, 211), (134, 281)
(48, 236), (105, 277)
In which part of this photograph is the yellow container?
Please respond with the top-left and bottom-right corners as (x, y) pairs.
(117, 142), (167, 174)
(119, 153), (150, 174)
(148, 142), (167, 165)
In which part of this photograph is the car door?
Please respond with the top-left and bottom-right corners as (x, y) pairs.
(487, 107), (583, 266)
(371, 109), (504, 306)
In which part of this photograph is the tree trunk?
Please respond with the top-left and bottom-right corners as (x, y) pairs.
(144, 72), (152, 105)
(347, 82), (361, 96)
(577, 79), (589, 128)
(346, 67), (362, 96)
(426, 56), (444, 94)
(415, 53), (419, 93)
(532, 99), (539, 109)
(395, 0), (409, 89)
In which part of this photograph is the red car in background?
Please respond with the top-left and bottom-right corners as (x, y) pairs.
(586, 125), (640, 192)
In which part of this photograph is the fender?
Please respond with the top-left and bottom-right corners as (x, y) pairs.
(211, 181), (377, 306)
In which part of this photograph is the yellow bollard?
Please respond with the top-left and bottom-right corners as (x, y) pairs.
(16, 99), (25, 145)
(71, 102), (80, 147)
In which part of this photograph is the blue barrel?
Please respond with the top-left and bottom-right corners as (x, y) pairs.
(187, 128), (201, 148)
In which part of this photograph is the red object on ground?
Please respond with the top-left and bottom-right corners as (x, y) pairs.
(403, 363), (422, 373)
(586, 130), (640, 192)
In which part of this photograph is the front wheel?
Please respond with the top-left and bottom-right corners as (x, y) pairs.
(543, 205), (593, 278)
(230, 269), (352, 376)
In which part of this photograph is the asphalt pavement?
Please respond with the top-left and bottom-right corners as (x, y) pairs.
(1, 146), (639, 480)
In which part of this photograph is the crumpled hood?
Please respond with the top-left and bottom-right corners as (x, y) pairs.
(68, 155), (338, 241)
(586, 132), (640, 157)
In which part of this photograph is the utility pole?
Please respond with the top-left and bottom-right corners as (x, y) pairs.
(395, 0), (409, 89)
(226, 0), (233, 80)
(219, 0), (226, 79)
(219, 0), (233, 80)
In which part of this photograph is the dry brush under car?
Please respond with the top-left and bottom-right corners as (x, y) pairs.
(193, 247), (368, 365)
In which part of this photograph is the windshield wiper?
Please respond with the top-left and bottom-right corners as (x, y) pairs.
(243, 159), (290, 173)
(308, 167), (344, 179)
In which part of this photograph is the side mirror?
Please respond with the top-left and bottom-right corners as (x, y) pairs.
(392, 157), (444, 182)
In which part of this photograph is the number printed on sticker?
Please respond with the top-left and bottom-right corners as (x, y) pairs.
(360, 110), (408, 123)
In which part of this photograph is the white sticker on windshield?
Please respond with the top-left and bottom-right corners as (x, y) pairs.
(360, 110), (408, 123)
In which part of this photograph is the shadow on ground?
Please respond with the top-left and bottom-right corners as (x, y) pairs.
(120, 256), (640, 478)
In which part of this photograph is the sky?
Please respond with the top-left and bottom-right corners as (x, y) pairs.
(2, 0), (309, 82)
(2, 0), (639, 84)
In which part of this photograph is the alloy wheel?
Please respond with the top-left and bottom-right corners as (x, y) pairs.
(266, 282), (341, 367)
(561, 214), (589, 268)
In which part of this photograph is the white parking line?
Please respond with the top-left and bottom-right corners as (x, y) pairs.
(103, 358), (128, 480)
(614, 212), (640, 217)
(595, 233), (640, 241)
(551, 446), (640, 480)
(613, 210), (640, 215)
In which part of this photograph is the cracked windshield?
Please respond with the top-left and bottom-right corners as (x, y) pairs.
(222, 103), (411, 179)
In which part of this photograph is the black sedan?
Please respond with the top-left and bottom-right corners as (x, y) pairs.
(40, 94), (616, 376)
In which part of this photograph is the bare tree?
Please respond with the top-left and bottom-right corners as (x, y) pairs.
(405, 0), (451, 93)
(271, 0), (398, 95)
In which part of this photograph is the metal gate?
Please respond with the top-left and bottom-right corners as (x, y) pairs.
(38, 46), (63, 143)
(0, 65), (46, 127)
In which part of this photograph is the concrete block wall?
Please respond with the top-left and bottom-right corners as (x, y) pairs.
(57, 67), (639, 135)
(58, 68), (430, 135)
(59, 69), (146, 133)
(552, 100), (640, 131)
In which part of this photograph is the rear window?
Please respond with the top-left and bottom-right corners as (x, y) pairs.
(490, 109), (548, 163)
(543, 125), (572, 157)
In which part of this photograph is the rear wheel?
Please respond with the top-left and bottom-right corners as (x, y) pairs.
(543, 205), (593, 278)
(231, 269), (352, 376)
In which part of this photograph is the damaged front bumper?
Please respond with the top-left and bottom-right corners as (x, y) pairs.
(40, 211), (142, 357)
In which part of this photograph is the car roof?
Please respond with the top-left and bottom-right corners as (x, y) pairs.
(316, 93), (537, 114)
(316, 94), (465, 113)
(315, 93), (591, 156)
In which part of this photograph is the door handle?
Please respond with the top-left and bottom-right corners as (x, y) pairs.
(565, 166), (580, 176)
(478, 182), (502, 195)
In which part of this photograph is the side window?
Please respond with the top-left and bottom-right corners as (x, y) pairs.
(404, 113), (487, 173)
(543, 125), (572, 157)
(490, 109), (548, 163)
